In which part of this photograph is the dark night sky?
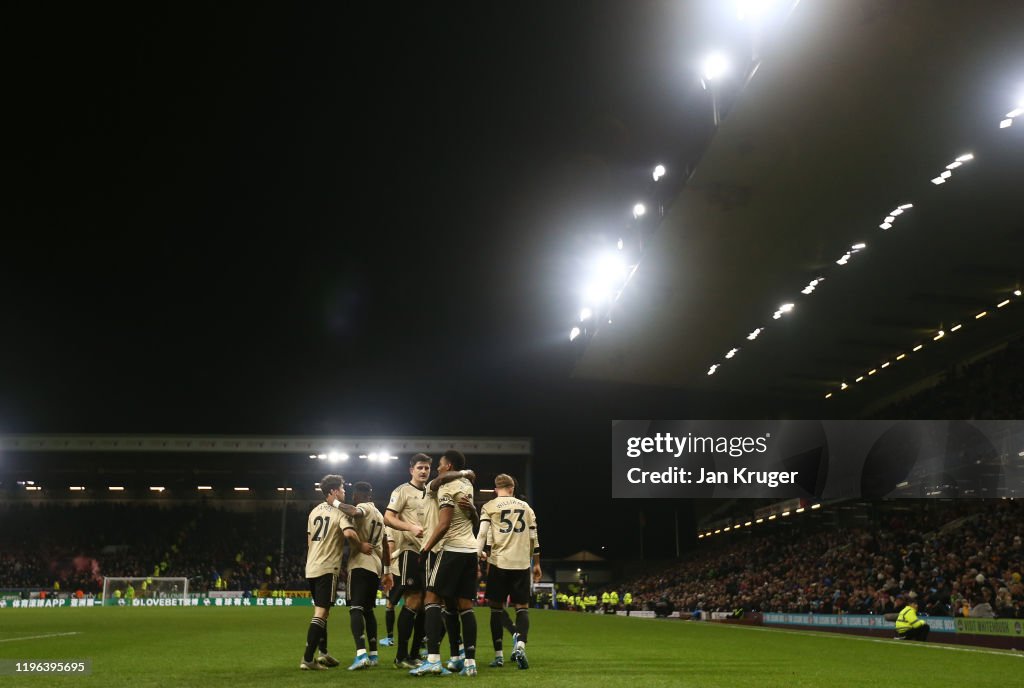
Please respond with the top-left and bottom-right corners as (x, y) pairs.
(1, 3), (758, 554)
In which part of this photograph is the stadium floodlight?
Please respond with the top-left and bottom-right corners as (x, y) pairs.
(933, 330), (945, 340)
(755, 518), (764, 523)
(26, 486), (42, 491)
(975, 311), (987, 319)
(931, 177), (945, 185)
(109, 486), (124, 491)
(317, 454), (326, 460)
(881, 361), (890, 368)
(781, 511), (790, 517)
(1008, 106), (1024, 118)
(896, 353), (906, 360)
(946, 161), (962, 170)
(725, 348), (739, 359)
(698, 534), (704, 539)
(899, 203), (913, 209)
(940, 171), (952, 179)
(912, 344), (923, 352)
(569, 326), (581, 341)
(745, 521), (752, 526)
(616, 237), (624, 250)
(951, 324), (962, 332)
(652, 164), (666, 182)
(779, 303), (794, 313)
(811, 503), (821, 510)
(724, 527), (730, 532)
(795, 507), (805, 513)
(233, 487), (249, 492)
(309, 454), (317, 459)
(997, 299), (1010, 308)
(825, 392), (832, 399)
(25, 480), (35, 485)
(576, 568), (582, 573)
(1001, 118), (1014, 128)
(855, 376), (864, 383)
(580, 307), (593, 321)
(328, 450), (344, 463)
(632, 203), (646, 219)
(149, 486), (165, 493)
(702, 52), (729, 81)
(955, 153), (974, 162)
(851, 243), (866, 250)
(277, 487), (293, 492)
(1015, 289), (1022, 297)
(70, 486), (85, 491)
(747, 328), (762, 340)
(868, 369), (877, 375)
(840, 382), (848, 390)
(707, 364), (719, 376)
(368, 452), (379, 462)
(891, 209), (903, 216)
(879, 223), (892, 230)
(197, 485), (212, 491)
(768, 514), (777, 520)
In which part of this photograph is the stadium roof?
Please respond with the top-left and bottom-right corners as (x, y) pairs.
(572, 1), (1024, 411)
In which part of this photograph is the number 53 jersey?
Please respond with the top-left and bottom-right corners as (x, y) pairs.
(480, 496), (539, 570)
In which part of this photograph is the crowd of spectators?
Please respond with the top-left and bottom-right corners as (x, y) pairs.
(617, 499), (1024, 618)
(0, 502), (312, 594)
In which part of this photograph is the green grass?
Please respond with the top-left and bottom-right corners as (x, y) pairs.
(0, 608), (1021, 687)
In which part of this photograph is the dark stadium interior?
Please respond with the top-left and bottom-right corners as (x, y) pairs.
(1, 1), (1023, 663)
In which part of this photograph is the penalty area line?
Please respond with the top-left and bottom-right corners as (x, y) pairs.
(693, 622), (1023, 658)
(0, 632), (82, 644)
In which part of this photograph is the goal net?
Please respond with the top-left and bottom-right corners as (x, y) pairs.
(102, 577), (189, 605)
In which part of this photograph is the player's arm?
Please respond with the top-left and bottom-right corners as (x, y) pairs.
(530, 508), (541, 582)
(381, 531), (394, 592)
(343, 526), (373, 555)
(476, 519), (491, 560)
(420, 505), (453, 556)
(384, 510), (424, 537)
(331, 498), (365, 519)
(427, 469), (475, 492)
(458, 493), (480, 532)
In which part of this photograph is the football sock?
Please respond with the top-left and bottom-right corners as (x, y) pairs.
(515, 608), (529, 645)
(424, 602), (443, 656)
(386, 607), (396, 638)
(349, 606), (366, 650)
(396, 606), (416, 661)
(460, 608), (477, 660)
(305, 616), (326, 662)
(490, 609), (504, 650)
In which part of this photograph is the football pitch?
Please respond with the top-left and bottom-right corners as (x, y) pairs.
(1, 608), (1020, 687)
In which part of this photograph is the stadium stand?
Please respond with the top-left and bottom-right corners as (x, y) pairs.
(612, 498), (1023, 619)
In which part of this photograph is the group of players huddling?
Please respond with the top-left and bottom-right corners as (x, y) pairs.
(300, 450), (541, 676)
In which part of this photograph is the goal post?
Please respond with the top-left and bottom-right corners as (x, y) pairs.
(101, 577), (189, 605)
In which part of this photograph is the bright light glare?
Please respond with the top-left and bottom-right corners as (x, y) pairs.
(891, 209), (903, 216)
(851, 243), (866, 250)
(707, 364), (719, 376)
(328, 451), (342, 463)
(632, 203), (646, 219)
(702, 52), (729, 81)
(933, 330), (944, 340)
(1008, 107), (1024, 118)
(879, 223), (892, 230)
(580, 307), (592, 321)
(946, 161), (962, 170)
(616, 237), (624, 250)
(725, 348), (739, 359)
(912, 344), (923, 351)
(570, 326), (581, 341)
(940, 171), (952, 179)
(779, 303), (794, 313)
(1015, 290), (1022, 297)
(951, 324), (962, 332)
(931, 177), (946, 185)
(1001, 119), (1014, 128)
(736, 0), (776, 21)
(840, 382), (848, 390)
(747, 328), (762, 340)
(955, 153), (974, 162)
(149, 486), (165, 492)
(997, 299), (1010, 308)
(652, 164), (666, 181)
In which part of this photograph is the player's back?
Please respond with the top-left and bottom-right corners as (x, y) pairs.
(306, 501), (344, 578)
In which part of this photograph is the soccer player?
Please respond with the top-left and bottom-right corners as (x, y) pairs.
(477, 473), (540, 669)
(339, 481), (393, 670)
(411, 450), (480, 677)
(300, 473), (364, 670)
(383, 454), (433, 668)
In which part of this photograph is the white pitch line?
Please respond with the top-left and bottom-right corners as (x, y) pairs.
(0, 632), (81, 643)
(695, 621), (1023, 658)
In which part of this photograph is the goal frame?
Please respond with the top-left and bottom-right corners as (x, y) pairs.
(101, 577), (189, 604)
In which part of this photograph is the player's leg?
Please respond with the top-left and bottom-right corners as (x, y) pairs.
(346, 571), (371, 670)
(410, 551), (449, 675)
(455, 553), (479, 676)
(509, 570), (532, 670)
(364, 574), (380, 666)
(301, 574), (333, 670)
